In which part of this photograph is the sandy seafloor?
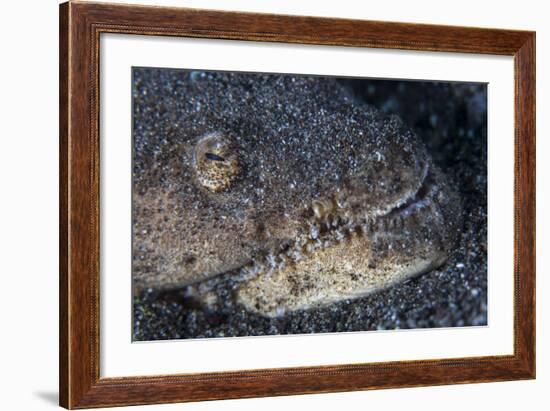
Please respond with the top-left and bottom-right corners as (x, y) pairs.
(133, 76), (488, 341)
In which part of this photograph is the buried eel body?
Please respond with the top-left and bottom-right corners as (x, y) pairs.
(133, 70), (461, 318)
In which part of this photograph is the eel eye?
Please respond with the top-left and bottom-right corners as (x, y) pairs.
(193, 132), (241, 192)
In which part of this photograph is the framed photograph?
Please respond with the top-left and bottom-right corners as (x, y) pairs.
(59, 1), (535, 408)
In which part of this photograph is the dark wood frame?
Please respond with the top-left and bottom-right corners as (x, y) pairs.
(59, 1), (536, 408)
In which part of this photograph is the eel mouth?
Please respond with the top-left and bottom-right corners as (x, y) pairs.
(240, 164), (436, 277)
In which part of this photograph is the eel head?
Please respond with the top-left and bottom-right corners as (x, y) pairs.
(132, 71), (461, 317)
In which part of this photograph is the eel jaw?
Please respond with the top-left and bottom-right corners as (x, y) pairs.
(190, 164), (454, 318)
(239, 163), (436, 281)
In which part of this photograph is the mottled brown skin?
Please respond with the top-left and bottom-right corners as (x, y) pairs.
(132, 70), (461, 317)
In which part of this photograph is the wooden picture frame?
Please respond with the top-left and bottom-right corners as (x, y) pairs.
(59, 1), (535, 408)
